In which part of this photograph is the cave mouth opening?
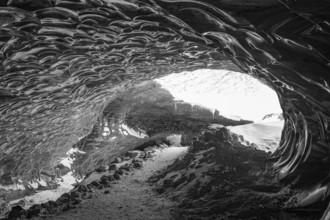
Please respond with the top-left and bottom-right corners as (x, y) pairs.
(154, 68), (284, 153)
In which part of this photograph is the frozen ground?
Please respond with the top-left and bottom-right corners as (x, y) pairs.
(51, 146), (188, 220)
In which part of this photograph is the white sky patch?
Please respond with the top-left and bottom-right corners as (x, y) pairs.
(155, 69), (282, 122)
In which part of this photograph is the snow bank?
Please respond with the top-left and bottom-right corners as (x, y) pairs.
(10, 171), (80, 209)
(228, 120), (284, 152)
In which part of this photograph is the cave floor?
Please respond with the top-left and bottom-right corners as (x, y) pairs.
(48, 146), (188, 220)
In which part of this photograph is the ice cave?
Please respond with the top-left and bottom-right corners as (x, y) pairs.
(0, 0), (330, 219)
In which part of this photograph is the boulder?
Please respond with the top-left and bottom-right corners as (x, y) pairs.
(113, 173), (120, 180)
(95, 166), (107, 173)
(27, 204), (41, 218)
(76, 185), (88, 192)
(114, 157), (122, 163)
(125, 151), (140, 158)
(181, 134), (194, 146)
(108, 164), (118, 171)
(133, 159), (143, 168)
(116, 169), (124, 175)
(91, 181), (100, 187)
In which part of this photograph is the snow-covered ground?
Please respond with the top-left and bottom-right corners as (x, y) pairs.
(227, 119), (284, 153)
(9, 172), (79, 209)
(156, 69), (282, 122)
(8, 149), (84, 209)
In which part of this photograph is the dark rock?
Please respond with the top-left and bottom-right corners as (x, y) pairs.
(108, 175), (115, 181)
(108, 164), (118, 171)
(61, 193), (70, 199)
(76, 185), (88, 192)
(238, 135), (244, 142)
(123, 157), (131, 161)
(114, 157), (122, 163)
(0, 173), (13, 185)
(120, 166), (130, 172)
(125, 151), (140, 158)
(133, 160), (143, 168)
(95, 166), (107, 173)
(113, 173), (120, 180)
(27, 204), (41, 218)
(100, 175), (113, 186)
(181, 134), (194, 146)
(70, 190), (80, 198)
(55, 164), (71, 177)
(42, 200), (59, 214)
(116, 169), (124, 175)
(70, 197), (82, 205)
(104, 190), (110, 194)
(203, 131), (214, 142)
(60, 203), (70, 211)
(57, 195), (70, 204)
(97, 185), (104, 190)
(91, 181), (100, 187)
(8, 206), (27, 219)
(41, 201), (50, 209)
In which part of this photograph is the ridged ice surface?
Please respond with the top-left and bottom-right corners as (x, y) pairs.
(0, 0), (330, 209)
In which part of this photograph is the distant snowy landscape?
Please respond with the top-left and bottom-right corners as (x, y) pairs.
(156, 69), (282, 122)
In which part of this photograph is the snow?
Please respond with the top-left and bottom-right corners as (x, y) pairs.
(10, 171), (80, 209)
(209, 124), (225, 130)
(102, 123), (148, 139)
(120, 124), (148, 138)
(1, 148), (84, 191)
(6, 148), (84, 209)
(166, 134), (182, 147)
(143, 146), (187, 174)
(227, 120), (284, 152)
(59, 148), (86, 169)
(156, 69), (282, 122)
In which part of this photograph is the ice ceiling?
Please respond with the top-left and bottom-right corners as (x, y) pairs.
(0, 0), (330, 209)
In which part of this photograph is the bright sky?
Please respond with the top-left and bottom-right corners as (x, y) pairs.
(155, 69), (282, 122)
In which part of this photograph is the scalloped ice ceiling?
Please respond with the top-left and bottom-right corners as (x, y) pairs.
(0, 0), (330, 206)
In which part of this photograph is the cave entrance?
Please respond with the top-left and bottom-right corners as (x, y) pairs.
(155, 69), (284, 153)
